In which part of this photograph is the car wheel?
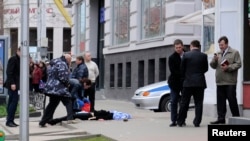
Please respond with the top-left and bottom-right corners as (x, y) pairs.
(160, 96), (171, 112)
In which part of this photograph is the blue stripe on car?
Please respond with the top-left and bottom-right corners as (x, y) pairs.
(148, 85), (170, 92)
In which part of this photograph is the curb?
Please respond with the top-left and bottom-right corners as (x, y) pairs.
(15, 111), (41, 118)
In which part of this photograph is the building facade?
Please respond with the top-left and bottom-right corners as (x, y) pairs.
(3, 0), (72, 59)
(71, 0), (202, 99)
(70, 0), (250, 118)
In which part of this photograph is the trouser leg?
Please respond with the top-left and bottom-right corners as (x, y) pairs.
(6, 89), (19, 124)
(39, 95), (60, 125)
(177, 87), (191, 125)
(217, 86), (227, 120)
(192, 88), (204, 125)
(226, 85), (240, 117)
(170, 89), (181, 123)
(61, 97), (74, 120)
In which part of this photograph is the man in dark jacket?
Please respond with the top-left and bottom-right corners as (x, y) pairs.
(39, 54), (75, 127)
(71, 55), (88, 80)
(70, 55), (88, 104)
(4, 48), (20, 127)
(168, 39), (185, 127)
(177, 40), (208, 127)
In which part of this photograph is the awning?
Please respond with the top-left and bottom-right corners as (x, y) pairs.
(169, 10), (215, 26)
(169, 10), (202, 26)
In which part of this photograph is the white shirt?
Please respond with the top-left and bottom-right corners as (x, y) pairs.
(85, 61), (99, 83)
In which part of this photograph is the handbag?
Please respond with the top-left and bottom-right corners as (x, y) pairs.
(39, 80), (45, 90)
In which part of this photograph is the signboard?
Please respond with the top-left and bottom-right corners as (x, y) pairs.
(0, 36), (9, 95)
(0, 40), (4, 94)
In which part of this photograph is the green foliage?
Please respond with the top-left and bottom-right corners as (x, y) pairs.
(0, 103), (36, 118)
(0, 105), (6, 118)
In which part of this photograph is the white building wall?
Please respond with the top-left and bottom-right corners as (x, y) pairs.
(53, 27), (63, 58)
(3, 0), (71, 58)
(103, 0), (201, 55)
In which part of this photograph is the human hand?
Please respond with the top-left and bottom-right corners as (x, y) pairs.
(221, 64), (228, 71)
(214, 53), (218, 61)
(11, 84), (16, 91)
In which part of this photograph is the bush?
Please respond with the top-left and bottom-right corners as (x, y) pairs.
(0, 103), (36, 118)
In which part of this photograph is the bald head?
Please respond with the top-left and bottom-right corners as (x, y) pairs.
(83, 51), (91, 62)
(64, 53), (72, 64)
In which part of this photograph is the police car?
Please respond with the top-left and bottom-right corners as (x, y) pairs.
(131, 81), (171, 112)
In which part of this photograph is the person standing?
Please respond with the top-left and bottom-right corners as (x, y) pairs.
(4, 48), (20, 127)
(83, 51), (99, 112)
(210, 36), (241, 124)
(71, 55), (88, 80)
(177, 40), (208, 127)
(39, 54), (74, 127)
(29, 58), (34, 92)
(32, 63), (43, 93)
(70, 55), (89, 111)
(168, 39), (185, 127)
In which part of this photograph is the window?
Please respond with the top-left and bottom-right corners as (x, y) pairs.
(202, 0), (215, 9)
(138, 60), (144, 87)
(112, 0), (130, 45)
(159, 58), (166, 81)
(141, 0), (165, 39)
(63, 28), (71, 52)
(29, 28), (37, 46)
(47, 28), (53, 60)
(203, 14), (215, 54)
(117, 63), (123, 87)
(148, 59), (155, 84)
(126, 62), (131, 87)
(110, 64), (115, 87)
(10, 29), (18, 56)
(46, 28), (53, 52)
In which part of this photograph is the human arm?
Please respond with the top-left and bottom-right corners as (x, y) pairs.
(94, 62), (99, 78)
(225, 51), (242, 72)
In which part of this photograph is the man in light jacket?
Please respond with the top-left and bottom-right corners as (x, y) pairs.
(210, 36), (241, 124)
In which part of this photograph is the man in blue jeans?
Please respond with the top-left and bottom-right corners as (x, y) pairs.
(167, 39), (185, 127)
(4, 48), (20, 127)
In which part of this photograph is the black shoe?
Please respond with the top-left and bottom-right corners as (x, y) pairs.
(39, 122), (47, 128)
(39, 124), (47, 128)
(177, 122), (186, 127)
(169, 122), (177, 127)
(47, 120), (57, 126)
(194, 124), (200, 127)
(6, 122), (18, 127)
(12, 122), (19, 126)
(210, 120), (225, 124)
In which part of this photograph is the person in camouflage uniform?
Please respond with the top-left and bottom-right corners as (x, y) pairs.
(39, 54), (74, 127)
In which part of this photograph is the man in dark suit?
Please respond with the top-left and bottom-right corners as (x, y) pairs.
(168, 39), (185, 127)
(177, 40), (208, 127)
(4, 48), (20, 127)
